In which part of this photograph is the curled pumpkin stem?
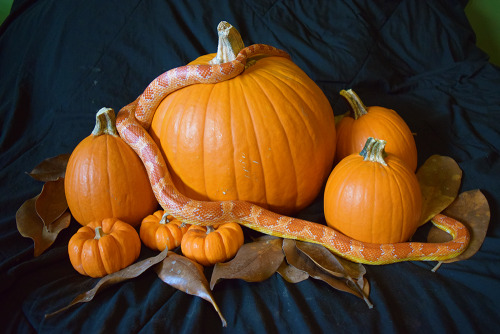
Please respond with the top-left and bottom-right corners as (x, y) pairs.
(209, 21), (245, 65)
(92, 107), (119, 137)
(360, 137), (388, 166)
(340, 89), (368, 119)
(160, 212), (170, 224)
(94, 226), (107, 240)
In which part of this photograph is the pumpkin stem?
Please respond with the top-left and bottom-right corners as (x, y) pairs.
(206, 225), (216, 234)
(159, 212), (170, 224)
(92, 107), (119, 137)
(209, 21), (245, 65)
(340, 89), (368, 119)
(94, 226), (107, 240)
(360, 137), (388, 166)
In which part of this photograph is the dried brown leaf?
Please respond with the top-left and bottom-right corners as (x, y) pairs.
(295, 241), (367, 291)
(417, 155), (462, 226)
(155, 252), (227, 327)
(16, 195), (71, 257)
(28, 153), (71, 182)
(276, 260), (309, 283)
(35, 178), (68, 226)
(282, 239), (373, 308)
(428, 189), (490, 264)
(45, 248), (170, 318)
(210, 238), (284, 289)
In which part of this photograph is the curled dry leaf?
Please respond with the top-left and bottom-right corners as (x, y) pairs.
(45, 248), (170, 318)
(417, 155), (462, 226)
(210, 238), (284, 289)
(155, 252), (227, 327)
(295, 241), (368, 294)
(28, 153), (71, 182)
(16, 186), (71, 257)
(282, 239), (373, 308)
(276, 260), (309, 283)
(428, 190), (490, 266)
(35, 178), (68, 226)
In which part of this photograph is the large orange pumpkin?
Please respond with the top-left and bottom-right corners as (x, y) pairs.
(65, 108), (158, 226)
(149, 22), (336, 215)
(335, 89), (417, 171)
(324, 137), (422, 244)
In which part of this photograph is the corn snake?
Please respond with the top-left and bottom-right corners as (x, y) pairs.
(116, 44), (470, 265)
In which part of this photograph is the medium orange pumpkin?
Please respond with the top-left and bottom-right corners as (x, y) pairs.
(149, 22), (336, 216)
(181, 222), (244, 266)
(335, 89), (417, 171)
(64, 108), (158, 227)
(140, 210), (190, 251)
(324, 137), (422, 244)
(68, 218), (141, 277)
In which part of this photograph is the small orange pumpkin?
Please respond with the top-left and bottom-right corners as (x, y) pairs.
(149, 22), (336, 216)
(335, 89), (417, 171)
(140, 210), (190, 251)
(324, 137), (422, 244)
(68, 218), (141, 277)
(181, 222), (244, 266)
(64, 107), (158, 227)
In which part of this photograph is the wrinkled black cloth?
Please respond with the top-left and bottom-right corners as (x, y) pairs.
(1, 0), (499, 333)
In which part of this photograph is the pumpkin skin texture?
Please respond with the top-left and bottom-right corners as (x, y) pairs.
(68, 218), (141, 277)
(324, 137), (422, 244)
(181, 223), (244, 266)
(335, 89), (417, 171)
(140, 210), (190, 251)
(150, 53), (336, 216)
(65, 108), (158, 227)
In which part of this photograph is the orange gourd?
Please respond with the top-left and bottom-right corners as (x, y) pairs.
(64, 108), (158, 227)
(149, 22), (336, 216)
(140, 210), (190, 251)
(68, 218), (141, 277)
(335, 89), (417, 171)
(324, 137), (422, 244)
(181, 222), (244, 266)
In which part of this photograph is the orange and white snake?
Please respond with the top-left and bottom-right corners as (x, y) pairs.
(116, 44), (470, 265)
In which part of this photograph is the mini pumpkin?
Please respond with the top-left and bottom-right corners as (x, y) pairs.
(149, 22), (336, 216)
(140, 210), (190, 251)
(324, 137), (422, 244)
(64, 107), (158, 227)
(335, 89), (418, 171)
(181, 222), (244, 266)
(68, 218), (141, 277)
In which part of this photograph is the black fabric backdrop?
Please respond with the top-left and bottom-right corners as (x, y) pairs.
(1, 0), (500, 333)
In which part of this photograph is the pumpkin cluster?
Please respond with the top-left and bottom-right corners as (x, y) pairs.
(324, 90), (421, 244)
(66, 108), (246, 277)
(65, 22), (423, 278)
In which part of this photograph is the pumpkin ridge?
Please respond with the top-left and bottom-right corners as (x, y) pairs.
(260, 68), (335, 199)
(257, 65), (319, 141)
(245, 71), (299, 208)
(99, 232), (121, 275)
(106, 135), (119, 219)
(202, 83), (218, 198)
(234, 75), (268, 206)
(88, 140), (99, 222)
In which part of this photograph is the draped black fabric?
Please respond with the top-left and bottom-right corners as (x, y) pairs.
(1, 1), (499, 332)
